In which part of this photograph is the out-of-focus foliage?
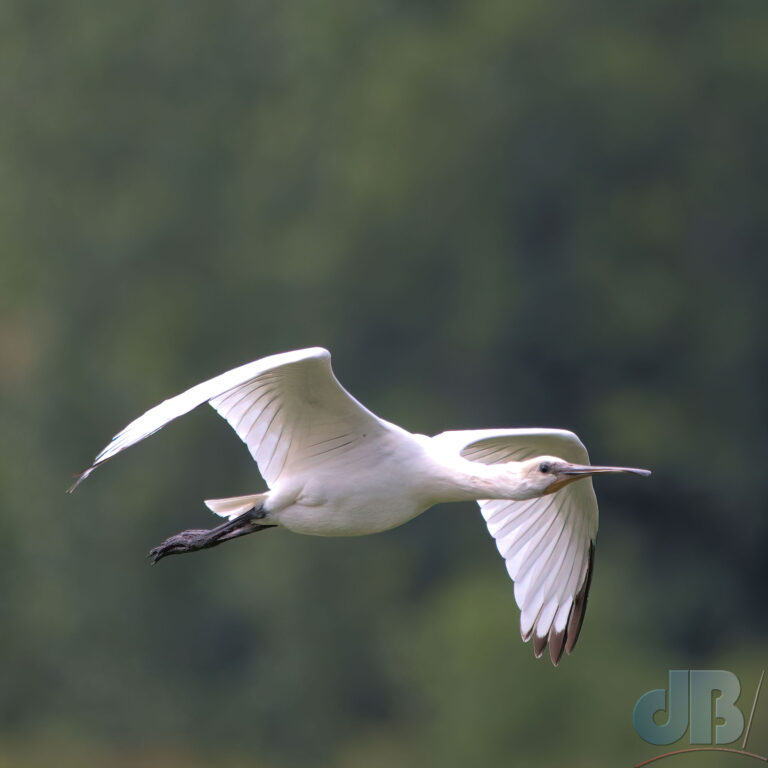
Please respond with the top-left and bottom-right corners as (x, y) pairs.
(1, 0), (766, 765)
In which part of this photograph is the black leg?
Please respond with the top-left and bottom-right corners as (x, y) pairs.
(149, 506), (275, 564)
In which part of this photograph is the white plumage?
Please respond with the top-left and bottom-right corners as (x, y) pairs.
(71, 347), (649, 665)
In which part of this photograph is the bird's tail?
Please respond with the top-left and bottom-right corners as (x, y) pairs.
(204, 492), (268, 521)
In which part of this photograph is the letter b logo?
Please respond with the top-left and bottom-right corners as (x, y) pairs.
(633, 670), (744, 746)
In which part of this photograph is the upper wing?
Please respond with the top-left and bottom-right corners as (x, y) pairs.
(70, 347), (394, 490)
(432, 428), (598, 665)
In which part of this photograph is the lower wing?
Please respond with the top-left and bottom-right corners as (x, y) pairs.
(432, 428), (598, 665)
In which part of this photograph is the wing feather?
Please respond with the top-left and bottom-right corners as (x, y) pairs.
(431, 428), (598, 665)
(70, 347), (393, 491)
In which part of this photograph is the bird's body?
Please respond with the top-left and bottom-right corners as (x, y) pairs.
(71, 347), (649, 665)
(253, 431), (541, 537)
(256, 427), (430, 537)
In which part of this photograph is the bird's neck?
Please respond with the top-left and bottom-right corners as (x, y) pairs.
(424, 459), (538, 504)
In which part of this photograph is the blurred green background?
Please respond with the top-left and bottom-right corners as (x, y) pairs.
(2, 1), (766, 766)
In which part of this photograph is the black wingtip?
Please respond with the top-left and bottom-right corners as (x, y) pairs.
(532, 632), (548, 658)
(520, 541), (596, 666)
(565, 541), (596, 655)
(548, 626), (566, 666)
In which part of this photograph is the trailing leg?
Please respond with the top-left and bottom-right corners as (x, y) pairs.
(149, 505), (275, 564)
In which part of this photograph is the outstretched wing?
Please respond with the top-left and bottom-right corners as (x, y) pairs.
(70, 347), (394, 491)
(432, 428), (599, 665)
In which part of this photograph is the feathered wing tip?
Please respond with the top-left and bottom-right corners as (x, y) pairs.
(548, 625), (567, 666)
(67, 465), (97, 493)
(67, 452), (117, 492)
(520, 541), (596, 666)
(564, 541), (595, 656)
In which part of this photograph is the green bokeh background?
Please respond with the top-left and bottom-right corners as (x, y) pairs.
(2, 1), (766, 766)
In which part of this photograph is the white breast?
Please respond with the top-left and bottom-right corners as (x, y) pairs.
(266, 431), (438, 536)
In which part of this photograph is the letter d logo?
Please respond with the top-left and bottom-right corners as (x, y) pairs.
(633, 670), (690, 745)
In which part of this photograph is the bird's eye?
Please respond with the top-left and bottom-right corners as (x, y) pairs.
(539, 462), (552, 474)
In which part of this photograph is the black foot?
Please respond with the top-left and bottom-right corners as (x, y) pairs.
(149, 528), (217, 563)
(149, 506), (274, 564)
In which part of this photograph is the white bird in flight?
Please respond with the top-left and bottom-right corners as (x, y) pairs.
(70, 347), (649, 665)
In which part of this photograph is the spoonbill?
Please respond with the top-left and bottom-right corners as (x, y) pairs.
(69, 347), (649, 665)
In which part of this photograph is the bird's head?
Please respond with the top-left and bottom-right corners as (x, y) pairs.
(516, 456), (651, 497)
